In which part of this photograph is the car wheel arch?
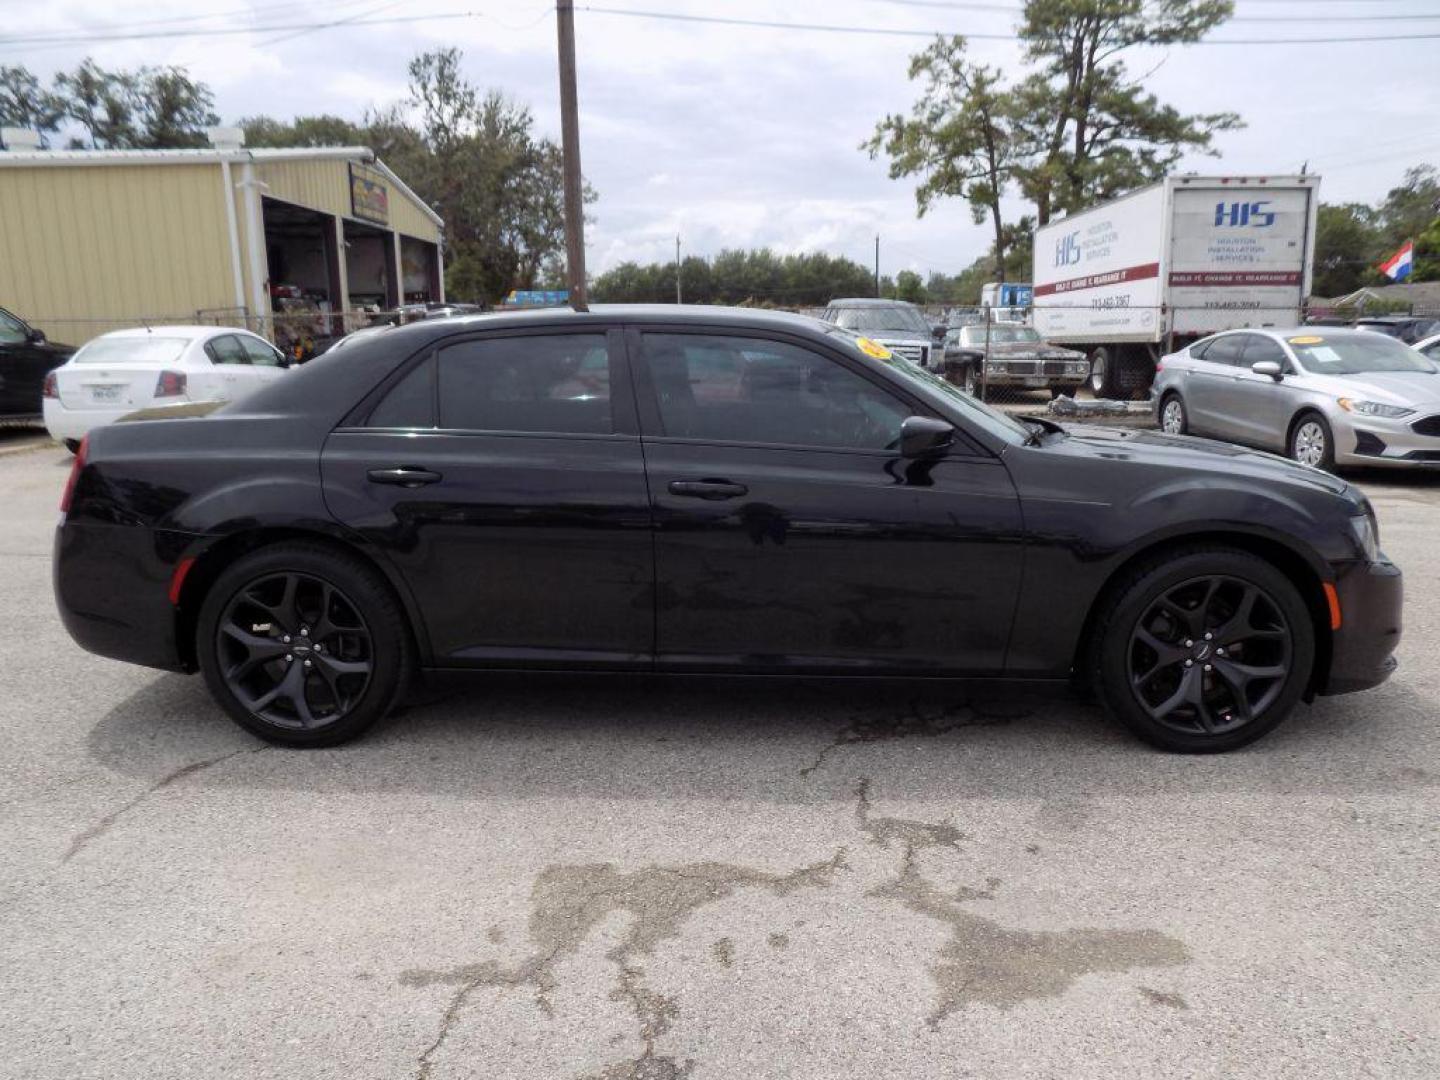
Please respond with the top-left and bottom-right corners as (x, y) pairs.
(1069, 529), (1334, 699)
(174, 527), (427, 671)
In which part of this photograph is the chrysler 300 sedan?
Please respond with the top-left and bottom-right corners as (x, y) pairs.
(54, 307), (1402, 753)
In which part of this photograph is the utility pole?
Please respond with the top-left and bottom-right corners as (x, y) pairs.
(675, 235), (682, 304)
(556, 0), (588, 311)
(874, 234), (880, 297)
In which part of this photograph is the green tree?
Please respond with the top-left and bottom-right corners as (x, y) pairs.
(240, 114), (365, 148)
(0, 65), (64, 144)
(866, 37), (1019, 281)
(53, 60), (218, 149)
(1013, 0), (1240, 223)
(894, 269), (927, 303)
(1312, 203), (1382, 298)
(1377, 165), (1440, 249)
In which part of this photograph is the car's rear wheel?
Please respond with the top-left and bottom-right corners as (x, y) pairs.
(1160, 393), (1188, 435)
(1091, 547), (1314, 753)
(1289, 412), (1336, 471)
(196, 542), (412, 746)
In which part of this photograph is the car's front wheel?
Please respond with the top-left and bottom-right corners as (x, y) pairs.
(196, 542), (413, 746)
(1289, 412), (1336, 471)
(1091, 546), (1314, 753)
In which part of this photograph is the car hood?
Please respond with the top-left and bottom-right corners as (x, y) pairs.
(985, 342), (1085, 359)
(1300, 369), (1440, 409)
(871, 331), (932, 344)
(1050, 425), (1353, 498)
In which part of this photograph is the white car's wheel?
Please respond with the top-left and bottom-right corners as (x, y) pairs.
(1161, 395), (1187, 435)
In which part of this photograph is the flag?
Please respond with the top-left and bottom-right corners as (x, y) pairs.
(1379, 241), (1414, 282)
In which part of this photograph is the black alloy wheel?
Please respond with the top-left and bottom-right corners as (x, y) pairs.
(1092, 546), (1314, 752)
(215, 572), (373, 730)
(197, 542), (411, 746)
(1127, 575), (1291, 737)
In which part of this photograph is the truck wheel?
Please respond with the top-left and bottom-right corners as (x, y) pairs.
(1089, 347), (1119, 399)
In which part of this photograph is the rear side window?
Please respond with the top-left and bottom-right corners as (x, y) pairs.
(436, 334), (612, 434)
(368, 355), (435, 428)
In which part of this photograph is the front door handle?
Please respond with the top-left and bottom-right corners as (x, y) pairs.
(668, 479), (749, 500)
(367, 466), (443, 488)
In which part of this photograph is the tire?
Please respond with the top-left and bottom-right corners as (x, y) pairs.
(1089, 347), (1118, 399)
(196, 541), (413, 747)
(1090, 546), (1314, 753)
(1289, 412), (1336, 472)
(1159, 393), (1188, 435)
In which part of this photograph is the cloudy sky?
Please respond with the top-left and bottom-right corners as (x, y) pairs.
(10, 1), (1440, 277)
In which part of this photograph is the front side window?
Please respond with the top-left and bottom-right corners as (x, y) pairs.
(205, 335), (249, 365)
(1242, 335), (1288, 367)
(240, 335), (285, 367)
(1202, 335), (1246, 367)
(643, 333), (911, 451)
(437, 334), (611, 434)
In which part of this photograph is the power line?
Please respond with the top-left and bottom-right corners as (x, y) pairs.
(870, 0), (1440, 19)
(574, 7), (1440, 45)
(0, 9), (482, 48)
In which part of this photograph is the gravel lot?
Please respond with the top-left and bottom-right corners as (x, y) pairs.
(2, 432), (1436, 1080)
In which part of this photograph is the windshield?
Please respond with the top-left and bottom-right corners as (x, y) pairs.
(74, 336), (190, 365)
(961, 325), (1041, 346)
(832, 305), (930, 335)
(1287, 334), (1437, 375)
(820, 324), (1032, 444)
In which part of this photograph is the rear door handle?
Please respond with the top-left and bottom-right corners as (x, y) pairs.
(668, 479), (749, 500)
(367, 466), (443, 488)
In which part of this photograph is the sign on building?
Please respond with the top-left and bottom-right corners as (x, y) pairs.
(349, 163), (389, 225)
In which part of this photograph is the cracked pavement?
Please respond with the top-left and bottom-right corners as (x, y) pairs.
(1, 442), (1438, 1079)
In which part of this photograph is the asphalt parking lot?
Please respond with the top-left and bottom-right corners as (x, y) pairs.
(2, 430), (1437, 1080)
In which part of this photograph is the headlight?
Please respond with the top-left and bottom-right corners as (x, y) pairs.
(987, 362), (1004, 373)
(1337, 398), (1413, 419)
(1069, 362), (1087, 374)
(1349, 512), (1379, 562)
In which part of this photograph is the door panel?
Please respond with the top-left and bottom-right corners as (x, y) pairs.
(1185, 335), (1245, 438)
(320, 330), (653, 668)
(1224, 335), (1293, 450)
(634, 330), (1024, 674)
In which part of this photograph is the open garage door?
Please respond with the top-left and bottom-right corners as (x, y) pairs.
(262, 198), (341, 357)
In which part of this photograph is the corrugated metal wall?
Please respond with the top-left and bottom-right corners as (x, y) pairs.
(255, 158), (441, 244)
(0, 163), (238, 344)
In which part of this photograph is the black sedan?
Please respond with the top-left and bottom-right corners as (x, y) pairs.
(1, 306), (73, 419)
(54, 306), (1402, 752)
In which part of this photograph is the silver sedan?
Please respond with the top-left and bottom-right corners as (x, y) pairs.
(1152, 327), (1440, 470)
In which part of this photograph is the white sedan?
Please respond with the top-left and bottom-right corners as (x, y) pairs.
(1415, 333), (1440, 364)
(43, 325), (290, 450)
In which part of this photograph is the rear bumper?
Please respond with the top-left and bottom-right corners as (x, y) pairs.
(43, 400), (129, 443)
(1321, 556), (1403, 695)
(53, 520), (195, 672)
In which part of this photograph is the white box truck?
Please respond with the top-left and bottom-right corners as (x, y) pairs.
(1032, 174), (1319, 398)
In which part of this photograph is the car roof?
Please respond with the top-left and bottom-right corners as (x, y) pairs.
(1213, 326), (1390, 343)
(826, 298), (918, 308)
(90, 325), (250, 340)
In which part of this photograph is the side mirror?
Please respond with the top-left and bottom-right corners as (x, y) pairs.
(1251, 360), (1283, 381)
(26, 327), (45, 345)
(900, 415), (954, 458)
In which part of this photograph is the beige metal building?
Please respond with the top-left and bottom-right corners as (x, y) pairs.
(0, 141), (444, 347)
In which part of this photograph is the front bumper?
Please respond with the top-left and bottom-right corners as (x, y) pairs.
(1333, 412), (1440, 468)
(1321, 556), (1403, 695)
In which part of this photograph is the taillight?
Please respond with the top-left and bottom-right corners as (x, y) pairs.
(155, 370), (187, 398)
(43, 371), (58, 399)
(60, 435), (87, 515)
(1155, 361), (1164, 373)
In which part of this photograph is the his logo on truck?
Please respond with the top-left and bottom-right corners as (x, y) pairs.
(1214, 200), (1276, 228)
(1055, 232), (1082, 266)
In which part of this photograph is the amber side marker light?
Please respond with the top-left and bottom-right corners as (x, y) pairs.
(1322, 582), (1342, 631)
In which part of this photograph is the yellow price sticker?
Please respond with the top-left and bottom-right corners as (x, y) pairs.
(1287, 335), (1324, 345)
(855, 337), (893, 360)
